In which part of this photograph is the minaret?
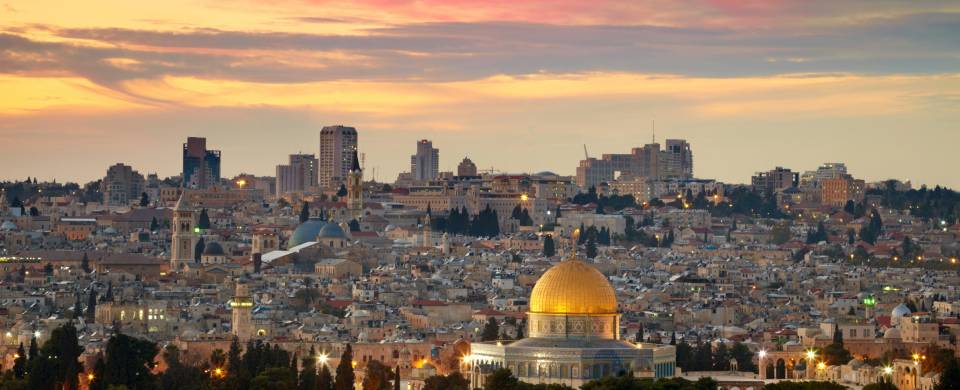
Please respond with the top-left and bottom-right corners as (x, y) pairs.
(347, 150), (363, 216)
(231, 281), (254, 341)
(170, 191), (198, 271)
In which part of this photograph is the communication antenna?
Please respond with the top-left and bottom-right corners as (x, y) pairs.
(652, 120), (656, 143)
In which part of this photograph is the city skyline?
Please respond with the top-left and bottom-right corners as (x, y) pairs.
(1, 0), (959, 186)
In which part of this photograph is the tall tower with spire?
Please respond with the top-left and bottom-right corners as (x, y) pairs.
(170, 191), (198, 271)
(346, 150), (363, 216)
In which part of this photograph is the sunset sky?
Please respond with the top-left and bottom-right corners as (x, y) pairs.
(1, 0), (958, 187)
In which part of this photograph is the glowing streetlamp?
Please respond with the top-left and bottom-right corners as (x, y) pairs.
(317, 353), (329, 366)
(758, 350), (767, 377)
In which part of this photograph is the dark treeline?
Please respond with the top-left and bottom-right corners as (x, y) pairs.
(428, 205), (500, 237)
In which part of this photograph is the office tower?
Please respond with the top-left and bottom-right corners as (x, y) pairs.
(752, 167), (799, 195)
(319, 125), (358, 189)
(575, 140), (693, 188)
(457, 157), (478, 177)
(411, 139), (439, 181)
(101, 163), (145, 207)
(275, 154), (319, 194)
(663, 139), (694, 179)
(182, 137), (221, 189)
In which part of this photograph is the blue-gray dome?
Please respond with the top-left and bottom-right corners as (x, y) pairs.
(318, 223), (347, 239)
(892, 303), (912, 318)
(203, 242), (225, 256)
(289, 218), (328, 247)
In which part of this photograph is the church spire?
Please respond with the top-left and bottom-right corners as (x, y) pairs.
(351, 150), (361, 172)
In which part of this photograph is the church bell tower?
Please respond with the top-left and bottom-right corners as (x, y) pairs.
(347, 150), (363, 216)
(170, 191), (198, 271)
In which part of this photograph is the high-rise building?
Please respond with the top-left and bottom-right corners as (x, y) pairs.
(457, 157), (478, 177)
(752, 167), (798, 195)
(411, 139), (439, 181)
(182, 137), (221, 189)
(101, 163), (145, 207)
(275, 154), (319, 194)
(576, 140), (693, 189)
(319, 125), (358, 189)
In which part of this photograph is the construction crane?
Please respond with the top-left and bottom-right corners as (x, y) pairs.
(583, 144), (590, 160)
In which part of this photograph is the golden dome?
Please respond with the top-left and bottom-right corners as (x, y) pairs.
(529, 260), (617, 315)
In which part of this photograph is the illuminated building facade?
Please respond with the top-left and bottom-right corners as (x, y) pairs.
(466, 238), (676, 387)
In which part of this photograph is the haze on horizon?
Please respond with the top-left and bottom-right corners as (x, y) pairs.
(1, 0), (958, 188)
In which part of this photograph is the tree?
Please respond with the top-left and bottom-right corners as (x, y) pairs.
(29, 323), (84, 390)
(297, 347), (317, 390)
(713, 343), (730, 371)
(300, 202), (310, 223)
(349, 219), (360, 232)
(158, 345), (205, 390)
(140, 192), (149, 207)
(423, 373), (469, 390)
(12, 343), (26, 379)
(334, 344), (355, 390)
(194, 237), (205, 263)
(27, 337), (37, 366)
(542, 235), (555, 257)
(89, 354), (106, 390)
(693, 340), (713, 371)
(864, 377), (898, 390)
(198, 208), (211, 230)
(318, 364), (333, 390)
(361, 360), (392, 390)
(822, 328), (853, 366)
(150, 217), (159, 231)
(103, 332), (159, 389)
(86, 288), (97, 322)
(763, 382), (846, 390)
(481, 317), (500, 341)
(81, 252), (91, 273)
(635, 326), (644, 342)
(730, 342), (755, 372)
(393, 367), (400, 390)
(581, 376), (713, 390)
(72, 293), (83, 320)
(585, 238), (598, 259)
(337, 184), (348, 197)
(934, 357), (960, 390)
(482, 368), (518, 390)
(251, 367), (295, 390)
(29, 207), (39, 217)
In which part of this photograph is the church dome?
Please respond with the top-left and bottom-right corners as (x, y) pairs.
(892, 303), (912, 318)
(318, 223), (347, 239)
(289, 218), (327, 247)
(883, 328), (901, 339)
(529, 260), (617, 315)
(203, 242), (225, 256)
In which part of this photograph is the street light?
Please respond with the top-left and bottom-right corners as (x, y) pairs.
(758, 350), (767, 377)
(317, 353), (329, 366)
